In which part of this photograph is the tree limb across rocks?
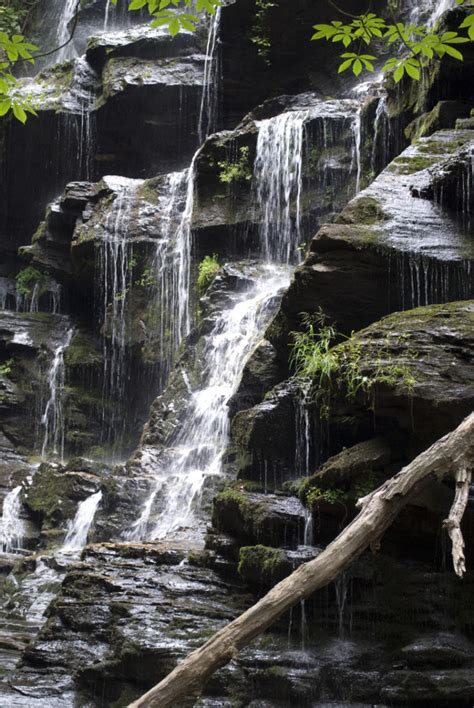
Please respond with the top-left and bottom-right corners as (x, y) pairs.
(129, 413), (474, 708)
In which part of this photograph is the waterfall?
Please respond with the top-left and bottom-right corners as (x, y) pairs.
(56, 0), (79, 63)
(128, 265), (290, 541)
(198, 7), (222, 143)
(62, 491), (102, 553)
(0, 487), (25, 554)
(98, 167), (193, 446)
(254, 111), (308, 264)
(41, 328), (74, 462)
(151, 169), (193, 386)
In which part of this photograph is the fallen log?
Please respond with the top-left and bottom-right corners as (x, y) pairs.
(129, 413), (474, 708)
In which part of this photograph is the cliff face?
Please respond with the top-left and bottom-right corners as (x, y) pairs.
(0, 1), (473, 706)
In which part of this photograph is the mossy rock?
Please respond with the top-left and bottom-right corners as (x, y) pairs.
(212, 489), (304, 547)
(237, 545), (289, 588)
(336, 196), (386, 225)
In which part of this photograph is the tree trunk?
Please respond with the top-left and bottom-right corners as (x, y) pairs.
(128, 413), (474, 708)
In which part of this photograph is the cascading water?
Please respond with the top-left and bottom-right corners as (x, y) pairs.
(254, 111), (307, 264)
(62, 491), (103, 553)
(0, 487), (25, 554)
(41, 328), (74, 462)
(198, 7), (222, 143)
(128, 265), (290, 541)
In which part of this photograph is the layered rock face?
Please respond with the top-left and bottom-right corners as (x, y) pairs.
(0, 0), (473, 707)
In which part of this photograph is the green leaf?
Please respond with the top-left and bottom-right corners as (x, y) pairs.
(12, 102), (26, 123)
(393, 64), (405, 82)
(0, 98), (11, 116)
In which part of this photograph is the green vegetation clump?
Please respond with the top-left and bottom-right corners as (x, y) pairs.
(197, 254), (220, 294)
(0, 358), (14, 377)
(135, 266), (156, 288)
(15, 266), (46, 297)
(0, 0), (39, 34)
(290, 311), (416, 419)
(250, 0), (276, 64)
(218, 146), (252, 185)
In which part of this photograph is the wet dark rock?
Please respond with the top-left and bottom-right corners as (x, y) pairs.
(339, 301), (474, 451)
(228, 339), (284, 416)
(212, 489), (305, 548)
(86, 24), (205, 70)
(268, 127), (474, 360)
(237, 543), (321, 591)
(400, 633), (474, 669)
(228, 380), (301, 485)
(405, 100), (473, 141)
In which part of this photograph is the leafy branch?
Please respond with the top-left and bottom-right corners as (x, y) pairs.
(312, 0), (474, 83)
(111, 0), (221, 36)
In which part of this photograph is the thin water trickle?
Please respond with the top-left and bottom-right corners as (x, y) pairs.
(353, 107), (362, 194)
(296, 381), (312, 478)
(41, 328), (74, 462)
(198, 7), (222, 143)
(0, 487), (25, 554)
(104, 0), (113, 31)
(335, 571), (349, 638)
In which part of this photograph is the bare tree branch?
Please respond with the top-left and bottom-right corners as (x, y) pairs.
(443, 465), (472, 577)
(128, 413), (474, 708)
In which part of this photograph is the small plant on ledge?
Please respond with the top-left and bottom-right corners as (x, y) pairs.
(218, 146), (253, 185)
(197, 254), (220, 294)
